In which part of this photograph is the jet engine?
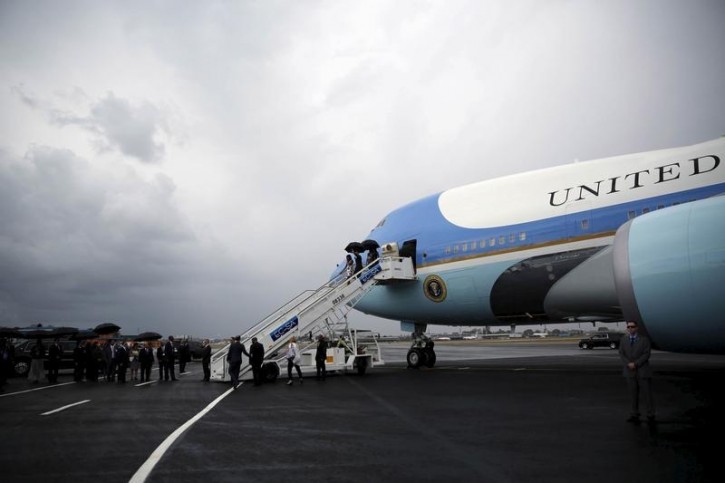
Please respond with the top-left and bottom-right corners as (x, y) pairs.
(613, 196), (725, 354)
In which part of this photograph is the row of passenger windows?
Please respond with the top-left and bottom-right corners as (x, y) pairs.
(444, 232), (528, 255)
(626, 200), (691, 220)
(442, 201), (690, 257)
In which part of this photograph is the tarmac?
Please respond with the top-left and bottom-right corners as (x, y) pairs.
(1, 340), (723, 483)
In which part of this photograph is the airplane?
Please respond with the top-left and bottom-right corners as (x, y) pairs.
(334, 136), (725, 367)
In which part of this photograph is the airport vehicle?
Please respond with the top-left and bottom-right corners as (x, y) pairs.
(578, 332), (623, 350)
(12, 339), (78, 376)
(332, 136), (725, 364)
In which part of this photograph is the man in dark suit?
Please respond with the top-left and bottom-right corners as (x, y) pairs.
(102, 340), (115, 382)
(201, 339), (212, 382)
(156, 344), (165, 380)
(619, 321), (655, 423)
(226, 336), (249, 389)
(138, 344), (154, 382)
(47, 338), (63, 383)
(178, 340), (190, 374)
(249, 337), (265, 386)
(315, 335), (328, 381)
(115, 342), (128, 383)
(164, 336), (177, 381)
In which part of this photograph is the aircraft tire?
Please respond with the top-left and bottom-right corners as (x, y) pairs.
(406, 348), (424, 368)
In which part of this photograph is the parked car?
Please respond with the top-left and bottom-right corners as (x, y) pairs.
(12, 339), (79, 376)
(578, 332), (624, 350)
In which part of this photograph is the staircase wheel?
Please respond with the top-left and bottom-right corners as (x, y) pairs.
(262, 362), (279, 381)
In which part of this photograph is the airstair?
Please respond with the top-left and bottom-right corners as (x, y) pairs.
(210, 256), (416, 383)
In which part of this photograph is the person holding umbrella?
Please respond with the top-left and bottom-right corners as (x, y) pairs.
(363, 239), (380, 267)
(352, 247), (363, 274)
(345, 252), (356, 279)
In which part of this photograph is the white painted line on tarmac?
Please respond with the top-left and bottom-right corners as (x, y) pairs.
(41, 399), (90, 416)
(0, 381), (76, 398)
(130, 385), (236, 483)
(134, 380), (157, 387)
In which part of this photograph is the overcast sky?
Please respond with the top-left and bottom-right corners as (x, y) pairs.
(1, 1), (724, 338)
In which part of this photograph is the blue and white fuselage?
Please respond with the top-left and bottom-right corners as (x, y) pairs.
(338, 136), (725, 354)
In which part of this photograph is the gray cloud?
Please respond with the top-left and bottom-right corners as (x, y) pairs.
(10, 86), (170, 164)
(54, 93), (169, 163)
(0, 146), (237, 331)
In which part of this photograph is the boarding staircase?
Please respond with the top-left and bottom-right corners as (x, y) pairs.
(210, 256), (416, 382)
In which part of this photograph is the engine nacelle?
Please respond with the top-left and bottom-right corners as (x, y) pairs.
(613, 196), (725, 354)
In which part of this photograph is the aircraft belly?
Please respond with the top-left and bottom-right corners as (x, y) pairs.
(489, 247), (604, 322)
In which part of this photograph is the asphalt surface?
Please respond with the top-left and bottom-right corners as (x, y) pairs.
(1, 341), (723, 483)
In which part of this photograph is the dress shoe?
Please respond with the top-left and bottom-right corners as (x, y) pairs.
(626, 415), (640, 423)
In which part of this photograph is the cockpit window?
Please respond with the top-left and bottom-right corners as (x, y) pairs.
(375, 218), (386, 229)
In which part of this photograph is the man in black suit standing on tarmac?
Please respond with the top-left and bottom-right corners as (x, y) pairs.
(139, 344), (154, 382)
(164, 336), (177, 381)
(47, 338), (63, 384)
(619, 321), (655, 423)
(115, 341), (128, 383)
(249, 337), (265, 386)
(201, 339), (212, 382)
(226, 336), (249, 389)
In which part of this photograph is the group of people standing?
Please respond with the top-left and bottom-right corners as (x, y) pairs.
(10, 335), (194, 385)
(224, 333), (330, 389)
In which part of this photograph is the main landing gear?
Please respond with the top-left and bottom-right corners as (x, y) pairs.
(406, 333), (436, 369)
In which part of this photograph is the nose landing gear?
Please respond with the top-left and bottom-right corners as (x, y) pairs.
(406, 336), (436, 369)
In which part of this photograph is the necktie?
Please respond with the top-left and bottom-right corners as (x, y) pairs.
(630, 337), (635, 345)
